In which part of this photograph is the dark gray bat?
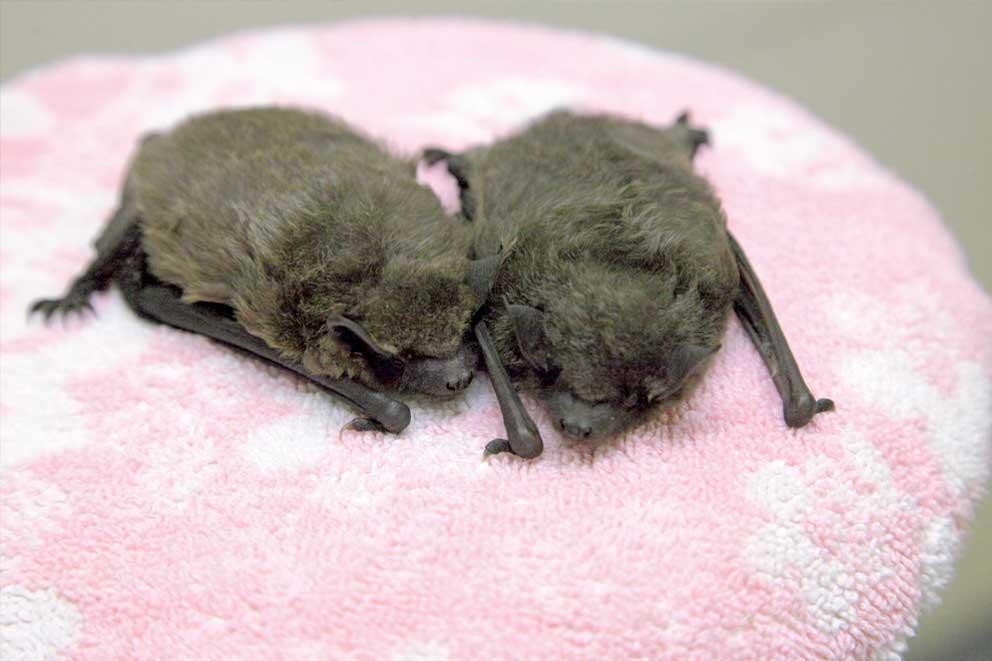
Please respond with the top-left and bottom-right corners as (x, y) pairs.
(29, 107), (509, 435)
(427, 110), (833, 455)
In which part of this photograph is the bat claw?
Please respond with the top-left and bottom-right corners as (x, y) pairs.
(483, 439), (513, 457)
(343, 417), (387, 434)
(671, 111), (710, 160)
(784, 392), (834, 428)
(483, 435), (543, 459)
(28, 298), (52, 320)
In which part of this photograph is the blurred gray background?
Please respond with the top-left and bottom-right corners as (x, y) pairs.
(2, 2), (989, 659)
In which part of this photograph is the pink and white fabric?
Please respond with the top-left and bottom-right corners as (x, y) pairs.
(1, 19), (990, 660)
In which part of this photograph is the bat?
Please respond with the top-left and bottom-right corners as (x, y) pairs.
(426, 110), (833, 456)
(29, 107), (504, 434)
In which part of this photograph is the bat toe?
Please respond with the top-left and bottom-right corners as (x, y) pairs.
(28, 289), (98, 326)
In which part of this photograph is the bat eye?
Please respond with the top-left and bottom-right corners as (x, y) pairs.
(539, 362), (561, 386)
(622, 392), (639, 410)
(365, 352), (409, 387)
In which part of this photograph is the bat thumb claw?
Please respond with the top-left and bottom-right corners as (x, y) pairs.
(483, 439), (513, 457)
(784, 393), (835, 427)
(342, 417), (386, 434)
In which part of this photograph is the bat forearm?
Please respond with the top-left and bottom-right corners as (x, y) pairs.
(135, 285), (411, 433)
(474, 320), (543, 458)
(728, 232), (834, 427)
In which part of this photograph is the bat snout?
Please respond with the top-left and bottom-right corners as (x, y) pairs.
(547, 390), (627, 442)
(446, 371), (474, 392)
(402, 347), (478, 398)
(558, 417), (593, 440)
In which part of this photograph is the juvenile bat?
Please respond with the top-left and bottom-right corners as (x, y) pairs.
(427, 110), (833, 455)
(30, 107), (504, 434)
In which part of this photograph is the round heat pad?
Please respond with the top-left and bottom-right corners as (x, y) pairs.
(2, 19), (990, 660)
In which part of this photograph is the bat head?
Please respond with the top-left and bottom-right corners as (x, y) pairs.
(302, 253), (498, 398)
(343, 256), (481, 397)
(503, 264), (730, 440)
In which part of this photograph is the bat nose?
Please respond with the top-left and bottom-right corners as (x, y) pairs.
(446, 371), (473, 391)
(558, 418), (592, 439)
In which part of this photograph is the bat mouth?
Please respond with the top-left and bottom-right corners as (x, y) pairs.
(555, 418), (617, 443)
(544, 390), (631, 442)
(557, 418), (596, 440)
(395, 345), (478, 398)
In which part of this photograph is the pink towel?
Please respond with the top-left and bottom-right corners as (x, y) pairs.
(2, 19), (990, 660)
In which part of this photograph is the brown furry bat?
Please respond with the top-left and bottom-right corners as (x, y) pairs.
(30, 107), (501, 433)
(427, 110), (833, 454)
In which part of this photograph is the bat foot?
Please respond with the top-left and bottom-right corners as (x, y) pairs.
(689, 128), (710, 151)
(28, 292), (96, 324)
(421, 147), (452, 165)
(343, 417), (388, 434)
(674, 110), (710, 158)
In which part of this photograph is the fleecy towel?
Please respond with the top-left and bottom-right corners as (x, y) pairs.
(2, 19), (991, 660)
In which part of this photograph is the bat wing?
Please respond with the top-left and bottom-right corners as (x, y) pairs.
(117, 244), (410, 434)
(728, 232), (834, 427)
(475, 320), (543, 459)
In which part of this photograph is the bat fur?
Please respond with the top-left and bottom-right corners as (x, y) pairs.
(31, 107), (490, 412)
(431, 110), (832, 446)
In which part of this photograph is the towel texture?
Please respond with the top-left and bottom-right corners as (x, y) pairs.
(1, 19), (990, 660)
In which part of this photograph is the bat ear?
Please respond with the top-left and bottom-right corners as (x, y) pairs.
(504, 298), (549, 373)
(644, 376), (671, 404)
(326, 315), (397, 359)
(646, 343), (719, 402)
(671, 343), (718, 381)
(466, 253), (501, 304)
